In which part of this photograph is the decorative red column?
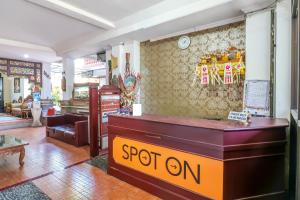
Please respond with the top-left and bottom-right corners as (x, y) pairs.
(89, 83), (99, 157)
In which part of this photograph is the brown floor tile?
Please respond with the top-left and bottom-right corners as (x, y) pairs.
(1, 127), (159, 200)
(0, 127), (89, 189)
(34, 163), (159, 200)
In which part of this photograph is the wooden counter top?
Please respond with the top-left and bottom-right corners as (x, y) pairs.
(110, 114), (289, 131)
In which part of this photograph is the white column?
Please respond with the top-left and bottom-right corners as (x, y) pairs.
(245, 10), (271, 80)
(41, 62), (52, 99)
(275, 0), (291, 119)
(62, 57), (74, 100)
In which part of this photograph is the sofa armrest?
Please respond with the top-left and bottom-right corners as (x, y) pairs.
(75, 120), (89, 146)
(46, 115), (66, 127)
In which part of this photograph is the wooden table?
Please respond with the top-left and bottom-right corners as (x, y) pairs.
(0, 135), (29, 166)
(22, 109), (31, 119)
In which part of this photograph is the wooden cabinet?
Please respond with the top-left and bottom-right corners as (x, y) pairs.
(99, 85), (120, 150)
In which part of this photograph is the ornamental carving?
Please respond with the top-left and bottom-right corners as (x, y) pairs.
(0, 66), (7, 72)
(0, 58), (42, 86)
(9, 60), (35, 67)
(9, 67), (35, 75)
(0, 60), (7, 65)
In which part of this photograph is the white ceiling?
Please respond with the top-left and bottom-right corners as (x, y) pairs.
(62, 0), (163, 22)
(0, 0), (101, 47)
(0, 0), (276, 63)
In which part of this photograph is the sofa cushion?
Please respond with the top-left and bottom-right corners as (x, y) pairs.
(11, 103), (22, 108)
(54, 129), (64, 139)
(53, 124), (75, 133)
(12, 108), (21, 112)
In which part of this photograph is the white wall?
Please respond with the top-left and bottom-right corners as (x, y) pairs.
(246, 10), (271, 80)
(275, 0), (291, 119)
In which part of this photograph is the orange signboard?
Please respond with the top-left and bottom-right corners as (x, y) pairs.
(113, 137), (224, 200)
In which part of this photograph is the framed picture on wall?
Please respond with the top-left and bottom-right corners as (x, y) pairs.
(14, 78), (20, 93)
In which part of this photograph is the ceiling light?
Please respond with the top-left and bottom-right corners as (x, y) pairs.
(24, 54), (29, 59)
(45, 0), (115, 28)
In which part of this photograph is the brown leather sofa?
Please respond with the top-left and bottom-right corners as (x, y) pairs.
(46, 114), (88, 147)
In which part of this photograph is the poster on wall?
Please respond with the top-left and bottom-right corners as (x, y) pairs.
(223, 64), (233, 84)
(243, 80), (270, 116)
(14, 78), (20, 93)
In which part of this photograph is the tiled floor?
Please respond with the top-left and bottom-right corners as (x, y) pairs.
(34, 163), (160, 200)
(0, 127), (90, 189)
(0, 127), (159, 200)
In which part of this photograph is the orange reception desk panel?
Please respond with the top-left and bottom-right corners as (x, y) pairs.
(108, 114), (288, 200)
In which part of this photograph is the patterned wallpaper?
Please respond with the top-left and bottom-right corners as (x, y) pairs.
(140, 22), (246, 119)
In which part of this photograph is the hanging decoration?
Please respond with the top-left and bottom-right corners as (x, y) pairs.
(194, 47), (245, 86)
(43, 70), (50, 79)
(200, 65), (209, 85)
(118, 53), (141, 111)
(210, 57), (223, 86)
(61, 71), (66, 92)
(224, 64), (233, 84)
(111, 55), (118, 69)
(233, 54), (244, 84)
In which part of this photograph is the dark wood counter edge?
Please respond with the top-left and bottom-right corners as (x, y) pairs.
(108, 125), (286, 162)
(109, 114), (289, 132)
(108, 124), (287, 151)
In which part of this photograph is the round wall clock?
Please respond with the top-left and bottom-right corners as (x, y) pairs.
(178, 35), (191, 50)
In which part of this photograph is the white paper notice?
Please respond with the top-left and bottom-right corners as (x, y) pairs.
(244, 80), (270, 116)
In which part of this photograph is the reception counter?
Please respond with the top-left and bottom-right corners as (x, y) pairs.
(108, 114), (288, 200)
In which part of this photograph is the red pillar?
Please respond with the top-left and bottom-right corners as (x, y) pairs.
(89, 84), (99, 157)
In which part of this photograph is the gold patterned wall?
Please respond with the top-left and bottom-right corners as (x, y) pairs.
(140, 22), (245, 119)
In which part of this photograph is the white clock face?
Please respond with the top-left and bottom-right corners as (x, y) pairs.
(178, 36), (191, 50)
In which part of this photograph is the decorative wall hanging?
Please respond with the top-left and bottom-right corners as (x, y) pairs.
(108, 60), (113, 85)
(0, 58), (42, 86)
(210, 58), (223, 85)
(111, 55), (118, 69)
(43, 70), (50, 79)
(118, 53), (141, 111)
(200, 65), (209, 85)
(14, 78), (20, 93)
(61, 71), (66, 92)
(194, 47), (245, 86)
(224, 64), (233, 84)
